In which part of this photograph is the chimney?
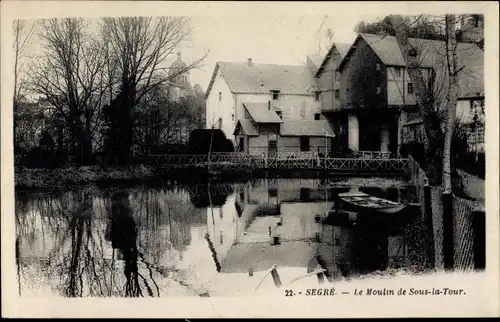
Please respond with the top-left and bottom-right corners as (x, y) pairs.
(247, 58), (253, 67)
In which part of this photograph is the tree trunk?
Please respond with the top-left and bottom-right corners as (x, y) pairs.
(442, 14), (459, 271)
(442, 15), (459, 194)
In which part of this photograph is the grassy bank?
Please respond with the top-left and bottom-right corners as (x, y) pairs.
(15, 165), (157, 190)
(15, 164), (410, 191)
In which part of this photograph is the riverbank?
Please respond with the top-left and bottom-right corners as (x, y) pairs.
(15, 165), (410, 191)
(15, 165), (158, 190)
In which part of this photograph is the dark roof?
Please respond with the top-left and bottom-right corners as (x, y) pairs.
(205, 61), (317, 98)
(338, 33), (484, 99)
(243, 102), (283, 123)
(280, 120), (335, 137)
(315, 42), (352, 77)
(233, 119), (259, 136)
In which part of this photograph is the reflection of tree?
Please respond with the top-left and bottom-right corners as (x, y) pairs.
(110, 190), (155, 297)
(16, 190), (158, 297)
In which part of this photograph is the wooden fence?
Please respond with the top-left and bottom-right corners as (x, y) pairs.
(407, 155), (485, 271)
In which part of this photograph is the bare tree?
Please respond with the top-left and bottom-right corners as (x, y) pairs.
(13, 20), (36, 107)
(389, 14), (482, 184)
(13, 20), (36, 150)
(29, 18), (109, 164)
(442, 15), (459, 194)
(389, 15), (442, 160)
(100, 17), (208, 164)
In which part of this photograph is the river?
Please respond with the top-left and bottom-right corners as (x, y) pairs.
(15, 177), (429, 297)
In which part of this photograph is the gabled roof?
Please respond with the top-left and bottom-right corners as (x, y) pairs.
(205, 62), (317, 98)
(314, 42), (352, 77)
(338, 33), (484, 99)
(280, 120), (335, 137)
(243, 102), (283, 123)
(233, 119), (259, 136)
(306, 47), (328, 75)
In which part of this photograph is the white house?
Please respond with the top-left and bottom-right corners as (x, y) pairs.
(205, 58), (323, 148)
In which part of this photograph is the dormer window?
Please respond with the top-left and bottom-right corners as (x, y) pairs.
(271, 90), (280, 100)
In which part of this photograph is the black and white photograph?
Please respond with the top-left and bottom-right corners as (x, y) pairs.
(1, 0), (498, 318)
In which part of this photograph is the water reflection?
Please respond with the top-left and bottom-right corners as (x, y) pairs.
(15, 178), (425, 297)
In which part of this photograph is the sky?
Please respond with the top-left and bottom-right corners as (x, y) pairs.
(17, 13), (384, 97)
(181, 14), (377, 91)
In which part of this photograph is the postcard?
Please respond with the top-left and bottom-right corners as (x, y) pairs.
(1, 0), (499, 318)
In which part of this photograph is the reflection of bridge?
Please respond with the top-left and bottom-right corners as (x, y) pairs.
(150, 152), (410, 175)
(178, 179), (411, 197)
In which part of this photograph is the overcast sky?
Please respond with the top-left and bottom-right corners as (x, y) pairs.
(20, 13), (380, 95)
(183, 14), (378, 90)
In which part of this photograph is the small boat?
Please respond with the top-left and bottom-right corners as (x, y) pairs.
(338, 191), (406, 214)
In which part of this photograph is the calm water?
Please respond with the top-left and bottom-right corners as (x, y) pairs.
(15, 178), (428, 297)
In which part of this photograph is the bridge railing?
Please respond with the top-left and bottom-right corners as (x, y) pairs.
(150, 152), (409, 173)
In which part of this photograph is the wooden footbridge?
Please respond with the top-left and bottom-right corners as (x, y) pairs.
(149, 151), (410, 175)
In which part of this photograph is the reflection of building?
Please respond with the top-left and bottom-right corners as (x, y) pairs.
(204, 179), (422, 280)
(206, 194), (240, 266)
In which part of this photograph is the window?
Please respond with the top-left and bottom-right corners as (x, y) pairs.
(218, 117), (223, 129)
(407, 83), (414, 94)
(276, 111), (283, 119)
(376, 63), (381, 71)
(395, 67), (402, 78)
(268, 187), (278, 198)
(314, 91), (320, 101)
(300, 188), (310, 201)
(219, 92), (222, 101)
(239, 136), (244, 152)
(271, 90), (280, 100)
(376, 87), (381, 94)
(335, 90), (340, 99)
(268, 139), (277, 154)
(300, 136), (310, 152)
(314, 113), (321, 120)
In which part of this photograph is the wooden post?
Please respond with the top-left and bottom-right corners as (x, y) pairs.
(423, 180), (435, 269)
(442, 192), (454, 270)
(473, 209), (485, 270)
(270, 267), (282, 288)
(317, 271), (325, 284)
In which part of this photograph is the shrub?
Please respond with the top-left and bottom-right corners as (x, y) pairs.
(187, 129), (235, 154)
